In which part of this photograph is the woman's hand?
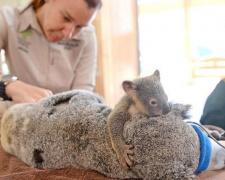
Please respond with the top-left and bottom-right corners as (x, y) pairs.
(5, 80), (53, 103)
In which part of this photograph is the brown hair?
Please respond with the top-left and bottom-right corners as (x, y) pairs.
(29, 0), (102, 10)
(29, 0), (45, 10)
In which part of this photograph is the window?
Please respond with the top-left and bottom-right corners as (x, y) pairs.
(137, 0), (225, 121)
(190, 3), (225, 78)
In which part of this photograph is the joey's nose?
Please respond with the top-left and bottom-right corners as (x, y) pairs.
(163, 103), (170, 115)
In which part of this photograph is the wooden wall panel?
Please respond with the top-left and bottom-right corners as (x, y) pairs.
(94, 0), (139, 107)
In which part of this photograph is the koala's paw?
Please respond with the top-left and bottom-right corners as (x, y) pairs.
(117, 144), (134, 170)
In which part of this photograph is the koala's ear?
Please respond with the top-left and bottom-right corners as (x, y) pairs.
(122, 81), (135, 93)
(153, 70), (160, 80)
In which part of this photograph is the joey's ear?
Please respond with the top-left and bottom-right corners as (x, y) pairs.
(153, 70), (160, 80)
(122, 81), (135, 93)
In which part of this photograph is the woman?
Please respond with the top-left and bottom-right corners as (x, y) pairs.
(0, 0), (102, 104)
(200, 78), (225, 130)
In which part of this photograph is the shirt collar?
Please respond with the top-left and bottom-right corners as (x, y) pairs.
(73, 24), (94, 41)
(17, 4), (42, 33)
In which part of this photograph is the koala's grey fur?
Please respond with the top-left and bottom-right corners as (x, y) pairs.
(1, 90), (200, 180)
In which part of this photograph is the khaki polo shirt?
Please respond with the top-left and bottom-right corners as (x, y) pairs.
(0, 4), (97, 93)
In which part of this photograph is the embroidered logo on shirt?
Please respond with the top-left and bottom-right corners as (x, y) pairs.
(58, 40), (80, 50)
(21, 30), (32, 40)
(17, 30), (32, 53)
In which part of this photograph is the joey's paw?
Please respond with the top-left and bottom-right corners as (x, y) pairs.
(117, 144), (134, 170)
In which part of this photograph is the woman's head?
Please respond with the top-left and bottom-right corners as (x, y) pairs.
(30, 0), (102, 10)
(30, 0), (102, 42)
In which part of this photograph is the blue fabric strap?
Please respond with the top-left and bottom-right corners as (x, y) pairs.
(191, 125), (212, 173)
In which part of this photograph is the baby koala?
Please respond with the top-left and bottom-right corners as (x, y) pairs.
(107, 70), (170, 170)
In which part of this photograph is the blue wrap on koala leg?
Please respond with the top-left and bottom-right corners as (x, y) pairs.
(191, 125), (212, 173)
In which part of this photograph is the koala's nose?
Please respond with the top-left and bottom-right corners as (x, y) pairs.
(163, 103), (170, 115)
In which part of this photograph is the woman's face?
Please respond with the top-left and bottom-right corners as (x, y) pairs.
(36, 0), (99, 42)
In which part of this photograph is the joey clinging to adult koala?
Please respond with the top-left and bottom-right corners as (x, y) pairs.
(107, 70), (170, 170)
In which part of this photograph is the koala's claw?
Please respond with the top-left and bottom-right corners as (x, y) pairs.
(117, 144), (134, 170)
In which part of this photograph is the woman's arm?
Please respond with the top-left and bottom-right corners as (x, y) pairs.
(0, 8), (53, 103)
(0, 8), (8, 76)
(0, 8), (8, 49)
(71, 28), (97, 91)
(5, 80), (53, 103)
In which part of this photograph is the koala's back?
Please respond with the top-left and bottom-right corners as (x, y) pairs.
(0, 90), (136, 179)
(124, 105), (200, 179)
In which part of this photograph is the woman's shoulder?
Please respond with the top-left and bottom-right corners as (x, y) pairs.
(0, 5), (24, 26)
(0, 4), (37, 34)
(82, 24), (95, 33)
(0, 5), (20, 19)
(75, 24), (96, 42)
